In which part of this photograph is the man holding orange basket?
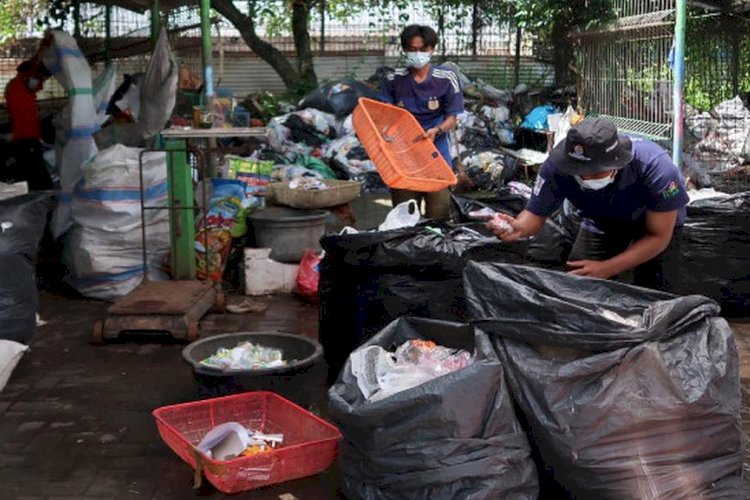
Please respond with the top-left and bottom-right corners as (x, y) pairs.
(379, 24), (465, 220)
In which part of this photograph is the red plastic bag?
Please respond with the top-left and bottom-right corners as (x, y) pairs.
(296, 249), (323, 301)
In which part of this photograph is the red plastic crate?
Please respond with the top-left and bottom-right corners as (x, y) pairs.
(152, 391), (341, 494)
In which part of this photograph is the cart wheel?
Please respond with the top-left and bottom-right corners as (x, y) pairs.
(212, 292), (226, 313)
(187, 322), (200, 342)
(92, 320), (105, 343)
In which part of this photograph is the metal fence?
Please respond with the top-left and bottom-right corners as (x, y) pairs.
(574, 0), (750, 188)
(0, 1), (539, 107)
(574, 0), (675, 140)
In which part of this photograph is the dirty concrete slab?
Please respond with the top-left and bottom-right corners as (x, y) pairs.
(0, 292), (340, 500)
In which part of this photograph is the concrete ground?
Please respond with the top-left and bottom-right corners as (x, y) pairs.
(1, 292), (749, 499)
(0, 293), (339, 500)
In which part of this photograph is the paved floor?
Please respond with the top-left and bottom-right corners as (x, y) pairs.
(0, 293), (339, 500)
(1, 293), (749, 499)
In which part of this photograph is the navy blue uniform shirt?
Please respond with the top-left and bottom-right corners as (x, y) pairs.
(379, 66), (464, 166)
(526, 138), (689, 233)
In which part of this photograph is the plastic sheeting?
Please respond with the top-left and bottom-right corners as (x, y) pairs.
(318, 223), (527, 383)
(43, 30), (100, 237)
(329, 317), (538, 500)
(0, 193), (53, 342)
(94, 29), (177, 149)
(674, 192), (750, 316)
(137, 29), (177, 139)
(464, 262), (744, 499)
(299, 79), (380, 118)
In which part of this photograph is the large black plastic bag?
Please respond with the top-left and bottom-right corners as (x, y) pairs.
(319, 223), (527, 383)
(450, 190), (528, 223)
(464, 262), (745, 499)
(329, 317), (539, 499)
(525, 200), (581, 269)
(299, 79), (379, 117)
(0, 193), (53, 342)
(674, 193), (750, 316)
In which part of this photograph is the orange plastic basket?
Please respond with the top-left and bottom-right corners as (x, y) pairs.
(153, 391), (341, 494)
(352, 97), (457, 192)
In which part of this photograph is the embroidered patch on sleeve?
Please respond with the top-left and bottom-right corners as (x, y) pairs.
(533, 176), (545, 196)
(661, 181), (681, 200)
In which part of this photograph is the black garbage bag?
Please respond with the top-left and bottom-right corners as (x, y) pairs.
(319, 223), (527, 383)
(282, 114), (334, 146)
(464, 262), (744, 499)
(299, 79), (380, 118)
(525, 200), (581, 269)
(674, 193), (750, 316)
(450, 190), (527, 222)
(0, 192), (54, 342)
(460, 149), (519, 191)
(329, 317), (539, 500)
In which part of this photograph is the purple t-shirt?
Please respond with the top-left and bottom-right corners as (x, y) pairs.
(379, 66), (464, 129)
(526, 138), (689, 231)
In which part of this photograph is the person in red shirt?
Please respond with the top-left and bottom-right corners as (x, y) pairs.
(3, 60), (53, 189)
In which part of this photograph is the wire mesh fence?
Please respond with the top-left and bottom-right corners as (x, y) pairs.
(574, 1), (675, 140)
(0, 1), (535, 108)
(574, 1), (750, 182)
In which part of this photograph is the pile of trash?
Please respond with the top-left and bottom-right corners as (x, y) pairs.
(200, 341), (287, 371)
(230, 62), (573, 196)
(686, 96), (750, 170)
(350, 339), (473, 402)
(235, 84), (386, 194)
(196, 422), (284, 460)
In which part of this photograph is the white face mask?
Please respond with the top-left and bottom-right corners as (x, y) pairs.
(574, 171), (616, 190)
(27, 77), (39, 91)
(405, 51), (431, 69)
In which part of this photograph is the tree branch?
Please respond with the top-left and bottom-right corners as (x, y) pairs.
(211, 0), (300, 89)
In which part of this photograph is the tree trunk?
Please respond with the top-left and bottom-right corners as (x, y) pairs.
(211, 0), (301, 89)
(551, 18), (573, 86)
(292, 0), (318, 86)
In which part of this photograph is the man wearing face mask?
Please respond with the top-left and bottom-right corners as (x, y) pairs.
(491, 118), (689, 291)
(379, 24), (464, 220)
(3, 60), (53, 190)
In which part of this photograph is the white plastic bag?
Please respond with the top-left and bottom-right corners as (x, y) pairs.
(379, 200), (420, 231)
(554, 106), (577, 147)
(0, 340), (29, 393)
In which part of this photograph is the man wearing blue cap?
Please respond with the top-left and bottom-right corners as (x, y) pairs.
(491, 118), (689, 291)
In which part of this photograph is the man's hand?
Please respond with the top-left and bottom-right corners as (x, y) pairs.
(566, 260), (616, 279)
(487, 213), (523, 242)
(420, 127), (441, 141)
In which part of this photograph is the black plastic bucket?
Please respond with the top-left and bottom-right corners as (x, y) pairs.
(182, 332), (324, 406)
